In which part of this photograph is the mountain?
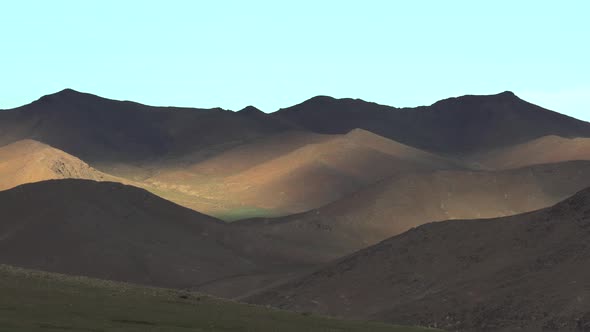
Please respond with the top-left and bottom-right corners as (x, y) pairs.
(147, 129), (460, 219)
(3, 89), (590, 220)
(140, 130), (337, 219)
(469, 135), (590, 169)
(0, 139), (124, 191)
(4, 89), (590, 163)
(225, 161), (590, 265)
(0, 89), (293, 168)
(220, 128), (459, 214)
(247, 186), (590, 332)
(272, 92), (590, 154)
(0, 179), (284, 290)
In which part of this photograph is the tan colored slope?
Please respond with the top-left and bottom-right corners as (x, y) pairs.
(0, 140), (227, 218)
(469, 135), (590, 169)
(247, 187), (590, 331)
(186, 131), (335, 176)
(0, 140), (120, 191)
(224, 161), (590, 266)
(139, 131), (335, 218)
(146, 129), (460, 218)
(222, 129), (459, 212)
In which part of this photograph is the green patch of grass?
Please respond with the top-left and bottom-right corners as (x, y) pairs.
(144, 186), (281, 221)
(0, 265), (439, 332)
(214, 206), (281, 222)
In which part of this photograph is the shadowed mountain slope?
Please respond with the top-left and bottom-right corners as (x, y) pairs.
(225, 161), (590, 265)
(247, 187), (590, 332)
(0, 89), (293, 166)
(0, 179), (282, 290)
(272, 92), (590, 154)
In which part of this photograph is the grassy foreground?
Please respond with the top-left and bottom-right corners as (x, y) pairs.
(0, 265), (437, 332)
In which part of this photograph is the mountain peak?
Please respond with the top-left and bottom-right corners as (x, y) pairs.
(430, 91), (523, 109)
(50, 88), (89, 98)
(498, 90), (516, 97)
(35, 88), (97, 104)
(238, 105), (265, 115)
(305, 95), (337, 104)
(493, 90), (522, 101)
(57, 88), (81, 94)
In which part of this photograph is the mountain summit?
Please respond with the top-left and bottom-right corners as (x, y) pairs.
(238, 105), (265, 115)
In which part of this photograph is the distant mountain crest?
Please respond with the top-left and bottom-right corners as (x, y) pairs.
(429, 90), (522, 108)
(272, 91), (590, 153)
(238, 105), (265, 115)
(3, 89), (590, 157)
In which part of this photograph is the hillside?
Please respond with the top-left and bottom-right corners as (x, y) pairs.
(272, 92), (590, 154)
(0, 130), (457, 222)
(469, 135), (590, 169)
(224, 161), (590, 266)
(247, 187), (590, 331)
(0, 179), (283, 290)
(146, 129), (460, 219)
(221, 128), (459, 214)
(0, 265), (434, 332)
(140, 131), (336, 219)
(0, 139), (120, 191)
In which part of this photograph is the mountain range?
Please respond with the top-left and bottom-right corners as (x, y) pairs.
(2, 88), (590, 331)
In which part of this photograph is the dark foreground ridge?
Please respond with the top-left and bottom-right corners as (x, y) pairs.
(248, 187), (590, 331)
(0, 179), (267, 289)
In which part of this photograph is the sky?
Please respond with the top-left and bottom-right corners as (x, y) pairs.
(1, 0), (589, 120)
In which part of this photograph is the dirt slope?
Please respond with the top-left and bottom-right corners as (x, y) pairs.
(226, 161), (590, 265)
(223, 128), (459, 213)
(147, 129), (460, 218)
(0, 140), (120, 191)
(248, 187), (590, 331)
(469, 135), (590, 169)
(0, 179), (286, 290)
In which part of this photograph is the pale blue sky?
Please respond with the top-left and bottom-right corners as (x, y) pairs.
(1, 1), (589, 120)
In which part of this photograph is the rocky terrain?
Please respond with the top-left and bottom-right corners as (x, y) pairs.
(247, 187), (590, 331)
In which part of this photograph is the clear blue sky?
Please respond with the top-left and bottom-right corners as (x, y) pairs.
(1, 0), (589, 120)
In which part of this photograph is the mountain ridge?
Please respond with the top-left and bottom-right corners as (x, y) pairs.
(272, 91), (590, 154)
(247, 185), (590, 331)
